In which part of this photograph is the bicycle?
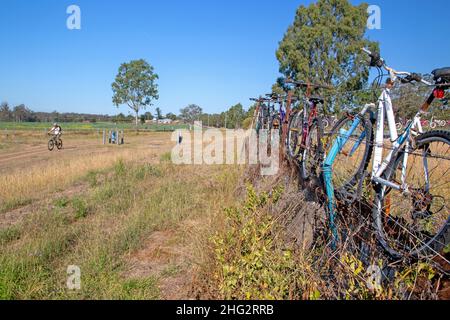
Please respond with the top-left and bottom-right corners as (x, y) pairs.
(285, 79), (331, 180)
(48, 133), (63, 151)
(322, 48), (450, 259)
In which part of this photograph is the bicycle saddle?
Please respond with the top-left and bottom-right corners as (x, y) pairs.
(432, 67), (450, 81)
(309, 96), (324, 105)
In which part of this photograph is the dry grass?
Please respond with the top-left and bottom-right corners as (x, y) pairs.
(0, 132), (170, 212)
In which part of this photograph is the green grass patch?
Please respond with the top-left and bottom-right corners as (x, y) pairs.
(0, 226), (21, 246)
(71, 197), (90, 219)
(159, 152), (172, 163)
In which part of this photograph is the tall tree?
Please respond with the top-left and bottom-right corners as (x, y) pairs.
(112, 59), (159, 128)
(0, 102), (12, 121)
(226, 103), (246, 129)
(180, 104), (203, 124)
(276, 0), (378, 112)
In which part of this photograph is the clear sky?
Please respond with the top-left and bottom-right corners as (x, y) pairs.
(1, 0), (449, 116)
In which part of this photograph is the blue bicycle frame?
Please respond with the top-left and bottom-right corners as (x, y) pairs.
(322, 102), (416, 248)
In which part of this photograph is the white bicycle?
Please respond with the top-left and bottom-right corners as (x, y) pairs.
(322, 48), (450, 259)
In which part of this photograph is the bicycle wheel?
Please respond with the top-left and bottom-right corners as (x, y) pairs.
(325, 113), (373, 201)
(374, 130), (450, 258)
(48, 139), (55, 151)
(300, 118), (323, 180)
(286, 110), (303, 161)
(56, 139), (63, 150)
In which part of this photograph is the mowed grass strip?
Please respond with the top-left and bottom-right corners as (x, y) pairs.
(0, 159), (240, 299)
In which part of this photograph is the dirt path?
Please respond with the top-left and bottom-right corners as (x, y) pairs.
(0, 134), (172, 174)
(123, 216), (202, 300)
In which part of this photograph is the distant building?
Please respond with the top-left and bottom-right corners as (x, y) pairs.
(158, 119), (173, 124)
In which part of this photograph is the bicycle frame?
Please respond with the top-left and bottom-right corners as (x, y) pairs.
(323, 85), (435, 247)
(288, 99), (320, 160)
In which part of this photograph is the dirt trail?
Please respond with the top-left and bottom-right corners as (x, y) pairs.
(125, 229), (193, 299)
(0, 135), (172, 174)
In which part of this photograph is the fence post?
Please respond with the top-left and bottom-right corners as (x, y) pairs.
(102, 129), (106, 145)
(116, 129), (119, 145)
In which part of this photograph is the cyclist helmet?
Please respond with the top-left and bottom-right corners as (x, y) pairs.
(53, 123), (58, 126)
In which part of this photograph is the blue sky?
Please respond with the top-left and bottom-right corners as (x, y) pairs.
(0, 0), (449, 116)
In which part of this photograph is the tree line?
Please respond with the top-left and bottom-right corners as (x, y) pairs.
(0, 102), (120, 123)
(0, 100), (256, 128)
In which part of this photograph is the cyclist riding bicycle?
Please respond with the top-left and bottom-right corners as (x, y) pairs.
(48, 123), (62, 139)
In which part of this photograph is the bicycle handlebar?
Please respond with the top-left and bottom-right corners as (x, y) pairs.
(361, 48), (432, 86)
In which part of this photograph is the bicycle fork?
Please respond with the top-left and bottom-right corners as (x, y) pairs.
(322, 112), (368, 249)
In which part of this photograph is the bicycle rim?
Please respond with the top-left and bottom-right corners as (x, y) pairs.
(48, 140), (54, 151)
(287, 111), (303, 160)
(374, 131), (450, 259)
(301, 120), (322, 180)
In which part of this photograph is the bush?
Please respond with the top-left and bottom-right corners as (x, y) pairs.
(209, 184), (312, 300)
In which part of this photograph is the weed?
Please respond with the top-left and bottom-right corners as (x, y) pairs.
(54, 197), (70, 208)
(86, 170), (99, 187)
(160, 152), (172, 163)
(114, 159), (126, 176)
(0, 226), (21, 245)
(208, 184), (309, 300)
(71, 197), (89, 219)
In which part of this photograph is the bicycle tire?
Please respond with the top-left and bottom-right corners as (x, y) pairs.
(286, 110), (303, 162)
(300, 118), (324, 180)
(48, 139), (55, 151)
(373, 130), (450, 258)
(325, 113), (373, 201)
(56, 139), (63, 150)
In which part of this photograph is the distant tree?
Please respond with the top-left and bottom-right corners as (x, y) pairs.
(180, 104), (203, 124)
(0, 102), (12, 121)
(225, 103), (246, 129)
(156, 107), (163, 120)
(114, 113), (127, 123)
(112, 59), (159, 128)
(13, 104), (31, 122)
(143, 111), (154, 121)
(166, 113), (177, 121)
